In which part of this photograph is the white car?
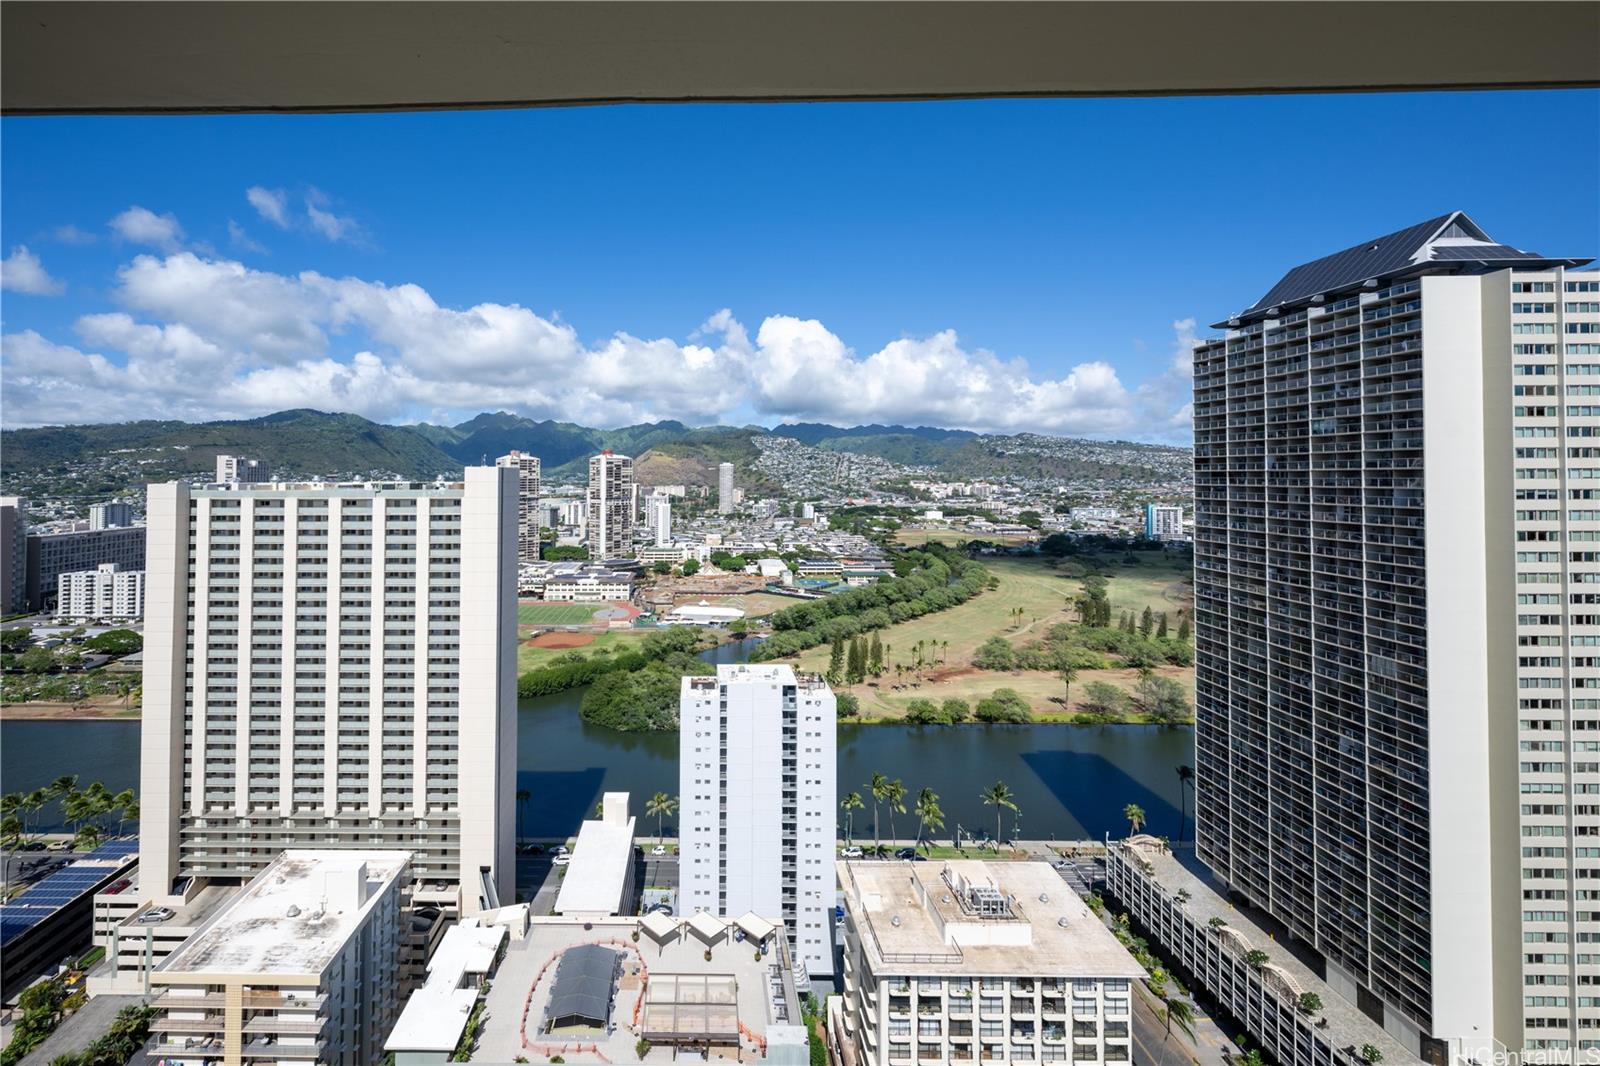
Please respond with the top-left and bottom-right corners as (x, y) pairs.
(650, 845), (667, 856)
(552, 845), (570, 857)
(553, 854), (571, 866)
(839, 846), (864, 859)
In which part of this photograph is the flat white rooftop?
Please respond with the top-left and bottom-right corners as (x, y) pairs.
(156, 850), (410, 977)
(840, 860), (1145, 978)
(385, 918), (508, 1054)
(554, 804), (637, 917)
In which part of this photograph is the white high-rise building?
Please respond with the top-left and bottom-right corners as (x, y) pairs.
(587, 451), (634, 559)
(140, 469), (518, 917)
(89, 500), (134, 530)
(56, 562), (144, 621)
(1143, 503), (1183, 540)
(1187, 213), (1595, 1060)
(215, 454), (268, 484)
(495, 450), (541, 565)
(645, 492), (672, 544)
(717, 462), (736, 514)
(679, 663), (836, 978)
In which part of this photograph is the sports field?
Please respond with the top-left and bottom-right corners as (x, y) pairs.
(516, 603), (599, 625)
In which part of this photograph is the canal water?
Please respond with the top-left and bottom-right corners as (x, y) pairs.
(1, 640), (1194, 842)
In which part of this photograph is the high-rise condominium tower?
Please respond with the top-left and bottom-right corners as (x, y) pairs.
(140, 468), (518, 917)
(718, 462), (735, 514)
(1192, 212), (1593, 1060)
(495, 450), (542, 565)
(645, 491), (672, 544)
(587, 451), (634, 558)
(679, 664), (837, 979)
(215, 454), (268, 484)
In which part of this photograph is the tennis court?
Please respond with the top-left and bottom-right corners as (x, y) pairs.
(517, 603), (599, 625)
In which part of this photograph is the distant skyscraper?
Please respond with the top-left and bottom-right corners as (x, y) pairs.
(645, 492), (672, 544)
(0, 497), (26, 615)
(1189, 212), (1593, 1060)
(718, 462), (735, 514)
(215, 454), (269, 484)
(1143, 503), (1182, 540)
(140, 469), (518, 916)
(587, 451), (634, 558)
(88, 500), (134, 530)
(495, 450), (542, 565)
(679, 663), (836, 978)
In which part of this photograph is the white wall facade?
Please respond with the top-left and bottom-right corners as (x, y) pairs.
(679, 664), (836, 976)
(139, 471), (517, 915)
(55, 562), (144, 620)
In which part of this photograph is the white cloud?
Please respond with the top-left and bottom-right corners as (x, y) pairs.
(0, 246), (65, 296)
(228, 220), (267, 254)
(1169, 316), (1199, 378)
(305, 189), (361, 243)
(1, 250), (1195, 440)
(51, 225), (98, 245)
(246, 186), (291, 228)
(108, 206), (184, 251)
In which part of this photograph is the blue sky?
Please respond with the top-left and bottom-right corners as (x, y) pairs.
(1, 89), (1596, 442)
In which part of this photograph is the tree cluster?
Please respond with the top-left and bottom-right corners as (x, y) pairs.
(751, 546), (988, 661)
(579, 650), (715, 731)
(516, 627), (707, 699)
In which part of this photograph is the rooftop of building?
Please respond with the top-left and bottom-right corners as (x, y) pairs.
(839, 859), (1145, 978)
(1223, 211), (1591, 326)
(1117, 843), (1420, 1066)
(554, 793), (637, 917)
(472, 913), (805, 1063)
(154, 850), (410, 978)
(0, 839), (139, 948)
(192, 478), (469, 495)
(384, 918), (508, 1054)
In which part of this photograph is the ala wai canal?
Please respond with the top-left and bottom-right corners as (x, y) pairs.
(0, 639), (1194, 842)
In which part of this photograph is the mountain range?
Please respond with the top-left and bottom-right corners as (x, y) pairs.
(0, 409), (1190, 492)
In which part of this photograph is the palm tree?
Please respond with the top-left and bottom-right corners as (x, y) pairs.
(980, 781), (1017, 846)
(515, 788), (531, 843)
(916, 793), (945, 853)
(24, 788), (48, 841)
(1057, 663), (1078, 709)
(1159, 998), (1196, 1066)
(47, 775), (78, 801)
(914, 788), (939, 848)
(645, 792), (678, 843)
(1123, 803), (1146, 837)
(840, 792), (864, 847)
(884, 780), (907, 845)
(1175, 765), (1194, 843)
(869, 773), (891, 854)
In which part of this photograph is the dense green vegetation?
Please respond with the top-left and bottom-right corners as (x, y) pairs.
(2, 776), (138, 852)
(0, 627), (142, 705)
(578, 651), (715, 731)
(2, 999), (154, 1066)
(516, 627), (710, 700)
(751, 544), (989, 660)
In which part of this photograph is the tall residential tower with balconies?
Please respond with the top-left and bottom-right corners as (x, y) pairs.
(495, 450), (541, 566)
(1190, 212), (1593, 1062)
(679, 663), (837, 979)
(140, 468), (518, 917)
(587, 450), (634, 559)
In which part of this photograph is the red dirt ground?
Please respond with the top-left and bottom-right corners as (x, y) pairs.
(526, 632), (597, 649)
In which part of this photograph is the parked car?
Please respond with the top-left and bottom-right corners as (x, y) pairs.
(895, 847), (918, 860)
(839, 846), (864, 859)
(646, 902), (673, 916)
(1052, 858), (1073, 871)
(650, 844), (667, 856)
(518, 843), (544, 855)
(553, 854), (571, 867)
(552, 845), (569, 857)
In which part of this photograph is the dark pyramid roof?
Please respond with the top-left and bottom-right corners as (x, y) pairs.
(1244, 213), (1460, 314)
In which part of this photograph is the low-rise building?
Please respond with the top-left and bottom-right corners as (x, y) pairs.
(666, 600), (746, 627)
(384, 918), (509, 1066)
(543, 567), (635, 602)
(796, 559), (842, 580)
(147, 850), (412, 1066)
(55, 562), (145, 621)
(461, 911), (809, 1063)
(1104, 841), (1418, 1066)
(553, 792), (637, 919)
(837, 859), (1145, 1066)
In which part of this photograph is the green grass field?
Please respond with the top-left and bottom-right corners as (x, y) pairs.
(896, 528), (1035, 548)
(517, 603), (600, 625)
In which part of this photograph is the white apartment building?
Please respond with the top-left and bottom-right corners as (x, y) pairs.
(1190, 213), (1595, 1060)
(56, 562), (145, 621)
(89, 500), (134, 530)
(1142, 504), (1182, 540)
(541, 567), (634, 602)
(587, 451), (634, 558)
(836, 860), (1144, 1066)
(148, 850), (410, 1066)
(646, 491), (673, 544)
(679, 663), (836, 979)
(215, 454), (269, 484)
(718, 462), (736, 514)
(140, 469), (518, 917)
(495, 450), (542, 565)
